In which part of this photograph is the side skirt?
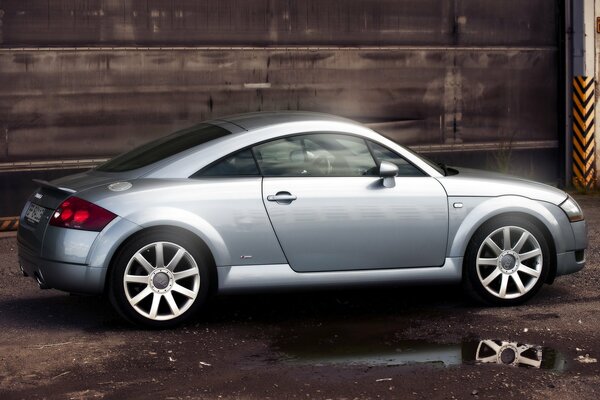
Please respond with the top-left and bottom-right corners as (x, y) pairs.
(217, 257), (463, 294)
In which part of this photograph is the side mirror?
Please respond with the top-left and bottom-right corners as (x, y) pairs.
(379, 161), (398, 188)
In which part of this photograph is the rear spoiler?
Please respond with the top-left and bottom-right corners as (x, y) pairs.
(32, 179), (76, 194)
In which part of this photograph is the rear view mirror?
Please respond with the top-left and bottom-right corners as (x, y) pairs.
(379, 161), (398, 188)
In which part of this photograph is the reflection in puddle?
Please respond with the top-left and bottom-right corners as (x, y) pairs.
(272, 323), (566, 371)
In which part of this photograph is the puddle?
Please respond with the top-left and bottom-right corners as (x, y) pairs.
(272, 322), (566, 371)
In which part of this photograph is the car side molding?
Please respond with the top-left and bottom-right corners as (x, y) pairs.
(216, 258), (463, 293)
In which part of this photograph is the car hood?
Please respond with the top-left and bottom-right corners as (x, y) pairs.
(437, 167), (568, 205)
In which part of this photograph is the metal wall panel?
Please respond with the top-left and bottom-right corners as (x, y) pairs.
(1, 0), (557, 47)
(0, 48), (557, 161)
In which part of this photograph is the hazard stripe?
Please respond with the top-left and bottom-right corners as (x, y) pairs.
(572, 76), (596, 189)
(0, 217), (19, 232)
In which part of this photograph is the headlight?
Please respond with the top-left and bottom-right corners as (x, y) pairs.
(560, 195), (584, 222)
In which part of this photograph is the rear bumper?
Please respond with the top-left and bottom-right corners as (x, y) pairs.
(17, 216), (141, 294)
(18, 243), (107, 294)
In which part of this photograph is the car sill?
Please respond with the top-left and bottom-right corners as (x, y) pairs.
(217, 258), (463, 294)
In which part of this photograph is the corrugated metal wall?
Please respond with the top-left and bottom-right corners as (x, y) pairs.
(0, 0), (564, 216)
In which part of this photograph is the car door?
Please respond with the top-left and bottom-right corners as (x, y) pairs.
(255, 133), (449, 272)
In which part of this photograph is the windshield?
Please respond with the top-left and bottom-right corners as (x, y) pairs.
(97, 123), (231, 172)
(373, 130), (446, 175)
(401, 145), (446, 175)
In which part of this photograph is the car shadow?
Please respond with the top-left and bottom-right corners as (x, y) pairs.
(0, 284), (467, 331)
(0, 292), (126, 331)
(202, 284), (468, 324)
(0, 283), (583, 331)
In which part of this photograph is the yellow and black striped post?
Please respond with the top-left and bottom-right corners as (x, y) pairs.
(0, 217), (19, 232)
(572, 76), (596, 189)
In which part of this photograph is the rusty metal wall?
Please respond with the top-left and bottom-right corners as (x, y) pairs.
(0, 0), (563, 210)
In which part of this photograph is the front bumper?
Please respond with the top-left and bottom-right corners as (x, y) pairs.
(555, 219), (587, 277)
(555, 250), (585, 277)
(18, 242), (107, 294)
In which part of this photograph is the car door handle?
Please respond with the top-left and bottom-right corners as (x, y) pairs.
(267, 192), (297, 204)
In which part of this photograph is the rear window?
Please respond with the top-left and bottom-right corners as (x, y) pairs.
(97, 123), (231, 172)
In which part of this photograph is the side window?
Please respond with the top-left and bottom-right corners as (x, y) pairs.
(368, 141), (425, 177)
(193, 149), (259, 177)
(253, 133), (377, 177)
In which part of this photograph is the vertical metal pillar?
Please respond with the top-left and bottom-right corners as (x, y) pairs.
(571, 0), (597, 189)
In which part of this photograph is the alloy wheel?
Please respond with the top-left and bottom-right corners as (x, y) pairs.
(123, 241), (200, 321)
(475, 226), (543, 300)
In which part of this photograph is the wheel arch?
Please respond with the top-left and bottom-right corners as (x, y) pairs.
(103, 224), (218, 294)
(463, 212), (557, 283)
(449, 196), (561, 283)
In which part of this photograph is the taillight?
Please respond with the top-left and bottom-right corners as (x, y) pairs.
(50, 197), (117, 231)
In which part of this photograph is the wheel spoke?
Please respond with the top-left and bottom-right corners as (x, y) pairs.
(499, 274), (509, 298)
(518, 264), (540, 278)
(149, 293), (161, 319)
(481, 268), (502, 287)
(134, 253), (154, 273)
(483, 340), (502, 352)
(164, 292), (181, 317)
(166, 248), (186, 271)
(172, 283), (196, 299)
(512, 273), (526, 294)
(130, 286), (152, 305)
(477, 355), (498, 364)
(124, 274), (149, 284)
(512, 231), (530, 253)
(502, 227), (511, 250)
(173, 268), (198, 281)
(477, 257), (498, 266)
(155, 243), (165, 269)
(484, 237), (503, 256)
(517, 355), (542, 368)
(519, 248), (541, 261)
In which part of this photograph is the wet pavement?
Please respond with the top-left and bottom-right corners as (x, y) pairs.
(0, 194), (599, 399)
(272, 321), (566, 371)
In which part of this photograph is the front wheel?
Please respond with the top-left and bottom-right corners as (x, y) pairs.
(463, 217), (550, 306)
(108, 231), (211, 328)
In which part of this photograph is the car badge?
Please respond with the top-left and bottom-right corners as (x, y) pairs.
(108, 182), (132, 192)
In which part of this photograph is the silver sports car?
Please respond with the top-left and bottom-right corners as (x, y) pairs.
(17, 112), (587, 327)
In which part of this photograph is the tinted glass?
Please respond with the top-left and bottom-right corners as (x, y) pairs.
(369, 141), (424, 177)
(193, 149), (259, 177)
(253, 133), (377, 176)
(97, 124), (231, 172)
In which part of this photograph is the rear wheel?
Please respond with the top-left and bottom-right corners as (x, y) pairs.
(108, 230), (211, 328)
(464, 216), (550, 306)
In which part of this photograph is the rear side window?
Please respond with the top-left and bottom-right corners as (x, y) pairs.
(368, 141), (425, 177)
(97, 124), (231, 172)
(193, 150), (260, 177)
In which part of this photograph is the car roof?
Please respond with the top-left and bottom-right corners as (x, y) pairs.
(217, 111), (360, 131)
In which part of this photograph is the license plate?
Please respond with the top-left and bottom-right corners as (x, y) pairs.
(25, 203), (45, 224)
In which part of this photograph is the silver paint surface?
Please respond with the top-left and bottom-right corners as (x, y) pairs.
(263, 176), (448, 271)
(16, 112), (587, 295)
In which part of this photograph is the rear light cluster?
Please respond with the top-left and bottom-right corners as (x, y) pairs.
(50, 197), (117, 231)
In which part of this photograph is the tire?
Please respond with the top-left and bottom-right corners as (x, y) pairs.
(108, 230), (212, 328)
(463, 216), (550, 306)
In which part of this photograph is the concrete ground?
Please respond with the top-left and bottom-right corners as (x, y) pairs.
(0, 195), (599, 399)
